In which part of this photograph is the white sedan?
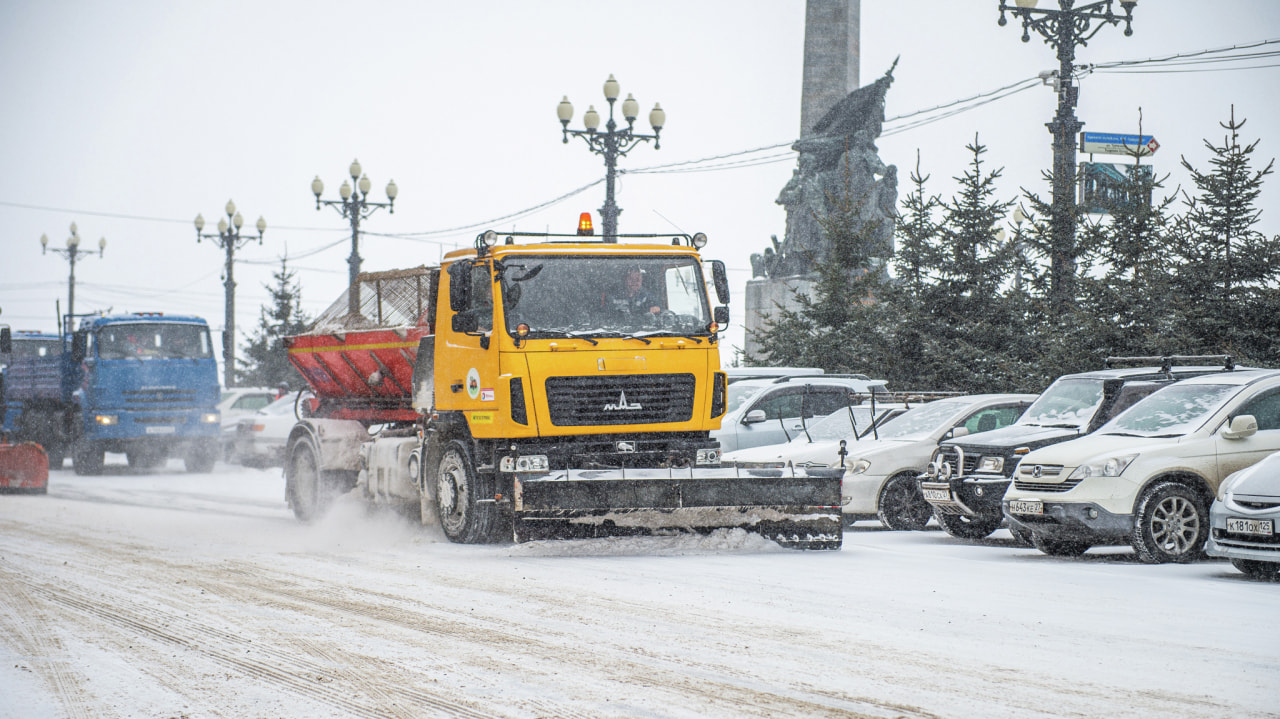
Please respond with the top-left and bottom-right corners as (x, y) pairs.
(724, 394), (1036, 530)
(230, 392), (302, 467)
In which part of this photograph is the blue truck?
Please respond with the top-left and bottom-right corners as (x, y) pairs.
(2, 313), (221, 474)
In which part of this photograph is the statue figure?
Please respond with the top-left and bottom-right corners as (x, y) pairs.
(766, 62), (899, 277)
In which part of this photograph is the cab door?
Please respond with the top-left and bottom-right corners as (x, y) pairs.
(435, 260), (501, 428)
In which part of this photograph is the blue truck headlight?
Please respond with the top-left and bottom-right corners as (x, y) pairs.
(94, 414), (119, 426)
(201, 412), (220, 424)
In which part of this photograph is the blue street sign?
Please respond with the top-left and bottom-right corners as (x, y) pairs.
(1080, 132), (1159, 156)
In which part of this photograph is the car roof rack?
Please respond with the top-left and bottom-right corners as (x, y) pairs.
(1105, 354), (1235, 373)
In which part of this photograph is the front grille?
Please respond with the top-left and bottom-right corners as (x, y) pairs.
(1014, 478), (1083, 493)
(1019, 464), (1064, 477)
(1212, 528), (1280, 547)
(133, 415), (188, 425)
(937, 447), (981, 477)
(123, 389), (196, 407)
(545, 373), (695, 426)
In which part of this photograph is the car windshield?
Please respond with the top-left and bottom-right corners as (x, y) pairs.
(96, 323), (213, 360)
(726, 383), (767, 415)
(807, 406), (893, 442)
(1099, 383), (1239, 437)
(872, 398), (971, 440)
(1020, 378), (1104, 428)
(500, 255), (712, 337)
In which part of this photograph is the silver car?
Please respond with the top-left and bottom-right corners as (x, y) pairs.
(1207, 450), (1280, 580)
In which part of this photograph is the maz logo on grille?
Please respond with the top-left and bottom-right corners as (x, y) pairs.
(603, 391), (642, 411)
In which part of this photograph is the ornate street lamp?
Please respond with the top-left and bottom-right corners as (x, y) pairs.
(312, 159), (398, 316)
(997, 0), (1139, 313)
(196, 200), (266, 388)
(558, 75), (665, 241)
(41, 222), (106, 333)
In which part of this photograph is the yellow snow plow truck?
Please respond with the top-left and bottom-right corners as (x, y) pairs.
(283, 224), (842, 549)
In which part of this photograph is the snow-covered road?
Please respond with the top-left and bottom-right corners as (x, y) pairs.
(1, 461), (1276, 719)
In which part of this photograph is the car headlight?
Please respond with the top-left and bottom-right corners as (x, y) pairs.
(94, 414), (118, 426)
(201, 412), (220, 424)
(1068, 453), (1138, 480)
(847, 458), (871, 475)
(977, 456), (1004, 473)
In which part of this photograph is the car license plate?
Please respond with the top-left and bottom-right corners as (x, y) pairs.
(1009, 500), (1043, 515)
(921, 487), (952, 502)
(145, 426), (176, 435)
(1226, 517), (1274, 536)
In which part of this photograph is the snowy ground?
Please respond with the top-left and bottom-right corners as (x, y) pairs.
(1, 458), (1277, 719)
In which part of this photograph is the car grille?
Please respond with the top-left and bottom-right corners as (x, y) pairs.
(1013, 477), (1082, 493)
(936, 447), (981, 477)
(123, 389), (197, 407)
(545, 373), (695, 426)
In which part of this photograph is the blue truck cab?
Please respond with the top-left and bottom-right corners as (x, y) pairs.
(3, 313), (221, 473)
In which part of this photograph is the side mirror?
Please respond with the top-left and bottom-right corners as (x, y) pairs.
(711, 260), (730, 304)
(71, 332), (87, 363)
(410, 335), (435, 412)
(1221, 414), (1258, 440)
(714, 305), (729, 327)
(947, 426), (970, 440)
(0, 327), (10, 354)
(743, 409), (768, 425)
(447, 261), (471, 312)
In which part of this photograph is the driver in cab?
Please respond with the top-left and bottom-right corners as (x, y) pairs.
(607, 267), (660, 318)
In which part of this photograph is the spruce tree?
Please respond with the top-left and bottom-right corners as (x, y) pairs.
(236, 259), (311, 389)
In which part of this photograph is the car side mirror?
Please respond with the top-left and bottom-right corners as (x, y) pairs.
(947, 426), (970, 440)
(743, 409), (767, 425)
(1221, 414), (1258, 440)
(0, 327), (10, 354)
(447, 261), (471, 312)
(71, 332), (87, 363)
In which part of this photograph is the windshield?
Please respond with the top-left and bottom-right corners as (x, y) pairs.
(7, 337), (61, 359)
(807, 406), (895, 442)
(726, 383), (767, 415)
(1020, 378), (1104, 428)
(872, 398), (970, 440)
(500, 255), (711, 337)
(1100, 383), (1239, 437)
(95, 323), (213, 360)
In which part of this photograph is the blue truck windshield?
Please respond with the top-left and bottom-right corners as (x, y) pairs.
(501, 255), (711, 337)
(95, 323), (213, 360)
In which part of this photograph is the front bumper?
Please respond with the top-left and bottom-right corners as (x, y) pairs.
(919, 476), (1009, 518)
(1206, 501), (1280, 563)
(1003, 499), (1132, 543)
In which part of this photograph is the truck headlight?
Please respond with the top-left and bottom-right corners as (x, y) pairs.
(696, 448), (721, 465)
(94, 414), (118, 426)
(977, 456), (1004, 473)
(500, 455), (549, 472)
(847, 458), (871, 475)
(1068, 453), (1137, 479)
(201, 412), (220, 424)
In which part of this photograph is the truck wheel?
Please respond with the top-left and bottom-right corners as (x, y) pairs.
(877, 473), (933, 531)
(72, 442), (104, 476)
(1130, 481), (1207, 564)
(1031, 533), (1090, 557)
(184, 443), (216, 473)
(935, 510), (1001, 540)
(46, 444), (66, 470)
(286, 437), (337, 521)
(1230, 558), (1280, 580)
(433, 440), (499, 544)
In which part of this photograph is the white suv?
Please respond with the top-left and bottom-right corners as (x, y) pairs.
(1003, 369), (1280, 563)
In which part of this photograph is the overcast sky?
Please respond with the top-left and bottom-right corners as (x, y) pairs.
(2, 1), (1278, 365)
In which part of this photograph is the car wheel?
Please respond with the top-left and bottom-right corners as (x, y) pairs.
(934, 510), (1002, 539)
(877, 473), (933, 531)
(434, 440), (502, 544)
(1032, 533), (1091, 557)
(1230, 558), (1280, 580)
(1130, 481), (1208, 564)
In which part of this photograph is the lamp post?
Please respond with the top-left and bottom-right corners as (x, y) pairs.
(996, 207), (1031, 292)
(998, 0), (1139, 313)
(557, 75), (665, 241)
(41, 222), (106, 333)
(195, 200), (266, 389)
(312, 159), (398, 316)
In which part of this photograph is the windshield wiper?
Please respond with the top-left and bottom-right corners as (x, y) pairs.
(1042, 423), (1085, 429)
(631, 330), (703, 344)
(563, 331), (599, 346)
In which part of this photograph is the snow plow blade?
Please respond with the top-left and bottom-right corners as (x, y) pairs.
(0, 442), (50, 494)
(512, 466), (843, 550)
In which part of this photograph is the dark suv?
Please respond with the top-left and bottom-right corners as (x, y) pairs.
(918, 356), (1239, 542)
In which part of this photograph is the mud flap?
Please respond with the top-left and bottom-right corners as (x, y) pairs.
(512, 467), (843, 550)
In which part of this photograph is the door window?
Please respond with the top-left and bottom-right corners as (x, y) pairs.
(1236, 389), (1280, 431)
